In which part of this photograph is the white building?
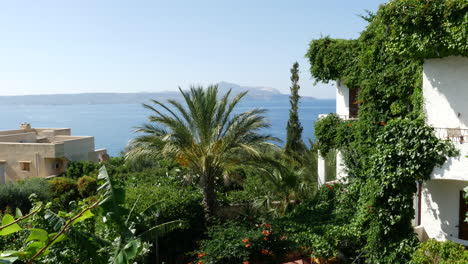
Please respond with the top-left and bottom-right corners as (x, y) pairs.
(317, 81), (358, 186)
(415, 56), (468, 245)
(318, 56), (468, 245)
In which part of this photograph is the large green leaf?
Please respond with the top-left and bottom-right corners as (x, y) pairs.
(48, 232), (67, 247)
(113, 239), (142, 264)
(97, 166), (128, 233)
(0, 251), (19, 264)
(26, 229), (49, 243)
(0, 215), (22, 236)
(138, 220), (187, 240)
(70, 209), (94, 225)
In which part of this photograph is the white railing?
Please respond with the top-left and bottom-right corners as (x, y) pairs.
(318, 114), (358, 120)
(434, 127), (468, 144)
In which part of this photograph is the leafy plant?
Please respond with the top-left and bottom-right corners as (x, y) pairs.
(126, 85), (279, 223)
(0, 166), (186, 264)
(195, 221), (289, 264)
(409, 239), (468, 264)
(77, 175), (98, 198)
(0, 178), (51, 212)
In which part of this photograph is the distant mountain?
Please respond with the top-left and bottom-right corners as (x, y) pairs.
(0, 82), (316, 105)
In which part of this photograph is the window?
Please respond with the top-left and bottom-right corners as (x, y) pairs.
(20, 162), (31, 172)
(54, 162), (61, 169)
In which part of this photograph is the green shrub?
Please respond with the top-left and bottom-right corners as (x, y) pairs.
(49, 177), (79, 209)
(122, 169), (204, 263)
(410, 240), (468, 264)
(0, 178), (51, 212)
(77, 175), (97, 198)
(49, 177), (77, 195)
(66, 161), (98, 179)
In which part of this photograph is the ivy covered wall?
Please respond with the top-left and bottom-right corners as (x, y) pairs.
(306, 0), (466, 263)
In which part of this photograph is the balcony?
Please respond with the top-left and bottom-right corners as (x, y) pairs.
(318, 114), (358, 121)
(431, 127), (468, 181)
(434, 127), (468, 144)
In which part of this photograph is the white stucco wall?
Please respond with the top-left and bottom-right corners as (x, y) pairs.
(432, 143), (468, 181)
(421, 180), (468, 246)
(336, 80), (350, 117)
(336, 151), (347, 180)
(317, 152), (326, 187)
(423, 56), (468, 129)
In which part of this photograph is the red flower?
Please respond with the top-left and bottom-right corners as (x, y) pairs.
(264, 223), (271, 229)
(380, 121), (387, 126)
(262, 230), (270, 236)
(325, 184), (333, 190)
(197, 253), (206, 258)
(243, 261), (250, 264)
(261, 249), (270, 255)
(242, 238), (249, 243)
(263, 236), (268, 241)
(245, 243), (251, 248)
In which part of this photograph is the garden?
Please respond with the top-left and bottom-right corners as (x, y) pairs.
(1, 0), (468, 263)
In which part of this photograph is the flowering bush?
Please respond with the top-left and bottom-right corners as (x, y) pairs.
(193, 222), (290, 264)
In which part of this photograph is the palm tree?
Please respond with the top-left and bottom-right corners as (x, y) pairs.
(126, 85), (279, 223)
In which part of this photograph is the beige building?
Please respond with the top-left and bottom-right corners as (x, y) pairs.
(0, 123), (107, 183)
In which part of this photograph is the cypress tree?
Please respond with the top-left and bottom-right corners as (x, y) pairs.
(285, 62), (305, 157)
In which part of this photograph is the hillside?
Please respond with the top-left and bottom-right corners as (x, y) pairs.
(0, 82), (316, 105)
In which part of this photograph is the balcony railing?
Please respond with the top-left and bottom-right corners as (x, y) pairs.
(434, 127), (468, 144)
(318, 114), (358, 120)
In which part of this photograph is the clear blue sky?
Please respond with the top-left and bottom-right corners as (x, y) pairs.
(0, 0), (387, 99)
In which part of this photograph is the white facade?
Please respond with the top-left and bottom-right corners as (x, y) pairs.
(423, 56), (468, 129)
(317, 81), (352, 186)
(336, 80), (350, 117)
(420, 180), (468, 246)
(418, 56), (468, 245)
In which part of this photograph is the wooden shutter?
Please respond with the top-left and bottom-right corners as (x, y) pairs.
(459, 190), (468, 240)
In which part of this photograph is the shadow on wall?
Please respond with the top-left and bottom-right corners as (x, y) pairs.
(422, 180), (468, 240)
(426, 56), (468, 128)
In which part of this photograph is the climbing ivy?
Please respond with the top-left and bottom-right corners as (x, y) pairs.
(307, 0), (465, 263)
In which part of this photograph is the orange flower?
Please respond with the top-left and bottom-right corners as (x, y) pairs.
(380, 121), (387, 126)
(263, 236), (268, 241)
(262, 230), (271, 236)
(197, 262), (203, 264)
(242, 238), (249, 243)
(264, 223), (271, 229)
(243, 261), (250, 264)
(245, 243), (251, 248)
(348, 123), (353, 127)
(261, 249), (270, 255)
(197, 253), (206, 258)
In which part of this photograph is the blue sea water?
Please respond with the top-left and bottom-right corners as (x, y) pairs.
(0, 100), (335, 156)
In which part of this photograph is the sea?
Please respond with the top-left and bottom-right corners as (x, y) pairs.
(0, 100), (335, 156)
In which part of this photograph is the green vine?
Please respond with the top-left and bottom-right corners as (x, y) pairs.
(307, 0), (465, 262)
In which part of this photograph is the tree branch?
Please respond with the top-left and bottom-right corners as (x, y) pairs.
(0, 206), (42, 231)
(28, 200), (101, 263)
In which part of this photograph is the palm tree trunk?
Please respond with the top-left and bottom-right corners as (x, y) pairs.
(201, 173), (216, 224)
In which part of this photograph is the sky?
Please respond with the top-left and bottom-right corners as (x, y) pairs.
(0, 0), (388, 99)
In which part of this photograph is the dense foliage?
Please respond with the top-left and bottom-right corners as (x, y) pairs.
(0, 178), (51, 213)
(126, 85), (279, 223)
(307, 0), (465, 262)
(409, 239), (468, 264)
(380, 0), (468, 58)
